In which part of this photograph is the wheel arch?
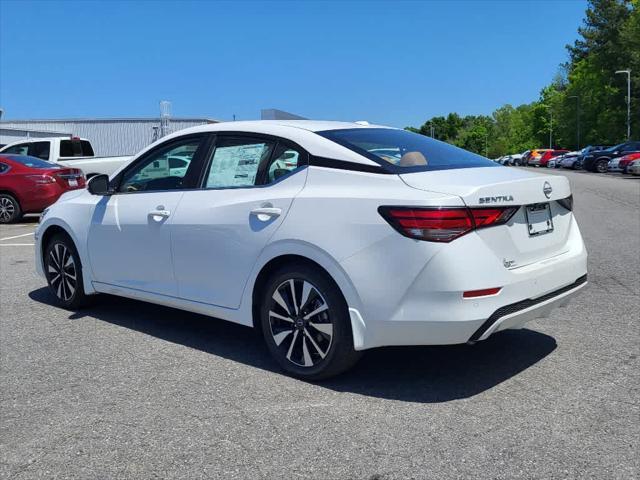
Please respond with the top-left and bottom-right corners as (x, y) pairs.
(38, 220), (96, 295)
(0, 189), (20, 204)
(41, 224), (74, 254)
(249, 247), (362, 332)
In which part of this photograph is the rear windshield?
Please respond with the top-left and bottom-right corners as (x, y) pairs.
(60, 140), (94, 157)
(4, 154), (60, 169)
(317, 128), (497, 172)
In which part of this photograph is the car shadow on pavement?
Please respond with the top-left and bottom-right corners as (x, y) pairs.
(29, 287), (557, 403)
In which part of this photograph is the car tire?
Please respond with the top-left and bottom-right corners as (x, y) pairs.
(0, 194), (22, 224)
(595, 159), (609, 173)
(573, 160), (582, 170)
(44, 233), (90, 310)
(260, 263), (362, 380)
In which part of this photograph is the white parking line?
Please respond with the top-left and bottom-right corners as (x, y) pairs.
(0, 243), (35, 246)
(0, 232), (34, 241)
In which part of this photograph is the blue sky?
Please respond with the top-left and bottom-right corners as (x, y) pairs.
(0, 0), (587, 128)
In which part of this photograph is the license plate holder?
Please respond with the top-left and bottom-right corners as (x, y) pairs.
(526, 203), (553, 236)
(68, 178), (78, 187)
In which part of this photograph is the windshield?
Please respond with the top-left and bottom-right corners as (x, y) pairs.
(3, 154), (60, 169)
(317, 128), (497, 172)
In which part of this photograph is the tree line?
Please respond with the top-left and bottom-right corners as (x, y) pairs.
(406, 0), (639, 157)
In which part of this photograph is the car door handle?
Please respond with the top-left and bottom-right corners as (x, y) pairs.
(250, 207), (282, 220)
(149, 209), (171, 219)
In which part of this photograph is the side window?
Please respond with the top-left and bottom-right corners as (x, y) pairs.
(59, 139), (94, 157)
(118, 137), (202, 193)
(266, 144), (303, 184)
(28, 142), (50, 160)
(3, 143), (29, 155)
(204, 137), (274, 189)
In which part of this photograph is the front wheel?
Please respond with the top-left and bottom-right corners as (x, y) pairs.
(260, 263), (362, 380)
(44, 234), (90, 309)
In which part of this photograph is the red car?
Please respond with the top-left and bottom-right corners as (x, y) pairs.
(619, 152), (640, 173)
(539, 149), (570, 167)
(0, 154), (85, 223)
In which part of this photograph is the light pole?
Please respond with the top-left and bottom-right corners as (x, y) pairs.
(615, 69), (631, 140)
(568, 95), (580, 149)
(484, 132), (489, 157)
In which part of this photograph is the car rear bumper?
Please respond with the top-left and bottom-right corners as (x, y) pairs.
(345, 215), (588, 350)
(21, 184), (68, 213)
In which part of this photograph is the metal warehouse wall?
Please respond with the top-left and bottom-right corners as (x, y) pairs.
(1, 128), (71, 146)
(0, 118), (217, 156)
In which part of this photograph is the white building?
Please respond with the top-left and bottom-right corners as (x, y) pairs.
(0, 117), (218, 156)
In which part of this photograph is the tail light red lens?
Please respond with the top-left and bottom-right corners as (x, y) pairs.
(379, 206), (518, 242)
(26, 174), (57, 184)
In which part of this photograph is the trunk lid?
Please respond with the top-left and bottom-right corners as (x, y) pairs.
(400, 167), (574, 269)
(52, 168), (86, 190)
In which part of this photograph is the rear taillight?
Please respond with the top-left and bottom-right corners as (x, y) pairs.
(378, 206), (518, 242)
(26, 174), (56, 184)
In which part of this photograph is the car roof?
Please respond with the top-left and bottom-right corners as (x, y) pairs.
(181, 119), (392, 134)
(142, 120), (397, 167)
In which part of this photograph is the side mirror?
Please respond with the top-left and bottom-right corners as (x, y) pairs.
(87, 174), (112, 195)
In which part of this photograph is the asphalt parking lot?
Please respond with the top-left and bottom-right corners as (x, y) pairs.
(1, 169), (638, 479)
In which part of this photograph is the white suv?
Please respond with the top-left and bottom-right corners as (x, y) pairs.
(35, 121), (587, 379)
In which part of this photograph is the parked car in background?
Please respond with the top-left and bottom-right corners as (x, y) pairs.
(559, 151), (583, 169)
(628, 160), (640, 176)
(582, 141), (640, 173)
(618, 152), (640, 173)
(0, 137), (131, 178)
(34, 120), (587, 379)
(539, 149), (569, 167)
(607, 157), (624, 172)
(527, 149), (552, 166)
(505, 153), (523, 166)
(0, 154), (85, 223)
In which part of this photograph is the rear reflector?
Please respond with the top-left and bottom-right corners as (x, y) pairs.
(379, 206), (518, 242)
(463, 287), (502, 298)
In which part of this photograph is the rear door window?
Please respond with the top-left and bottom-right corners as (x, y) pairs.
(203, 137), (275, 189)
(28, 141), (50, 160)
(59, 140), (95, 157)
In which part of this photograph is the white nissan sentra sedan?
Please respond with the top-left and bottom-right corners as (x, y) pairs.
(35, 121), (587, 379)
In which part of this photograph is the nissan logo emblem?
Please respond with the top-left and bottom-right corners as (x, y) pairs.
(543, 181), (553, 198)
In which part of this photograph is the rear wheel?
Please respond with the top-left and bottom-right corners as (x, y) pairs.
(260, 263), (362, 380)
(44, 234), (90, 309)
(0, 194), (21, 224)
